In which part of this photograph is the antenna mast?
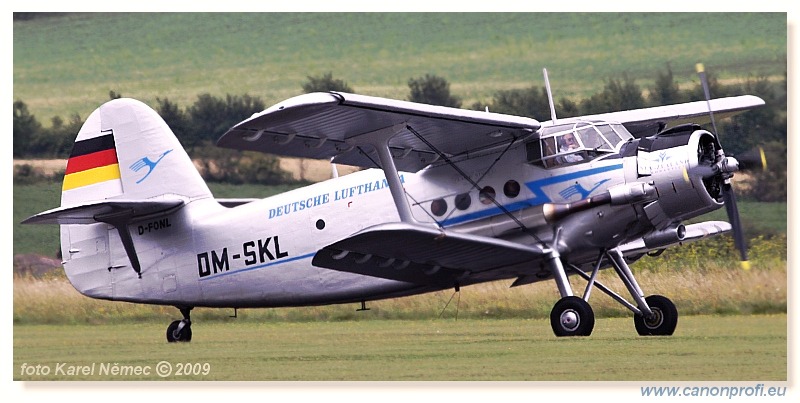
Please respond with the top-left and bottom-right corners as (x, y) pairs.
(543, 68), (558, 124)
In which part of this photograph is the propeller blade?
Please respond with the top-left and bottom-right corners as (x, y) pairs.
(684, 146), (767, 182)
(685, 164), (718, 179)
(696, 63), (720, 135)
(722, 183), (750, 270)
(697, 63), (750, 270)
(735, 146), (768, 172)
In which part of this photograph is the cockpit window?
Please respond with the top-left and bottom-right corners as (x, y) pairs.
(602, 124), (624, 145)
(526, 121), (633, 168)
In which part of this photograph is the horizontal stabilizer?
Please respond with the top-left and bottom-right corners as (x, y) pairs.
(216, 198), (258, 208)
(312, 222), (544, 287)
(618, 221), (731, 257)
(22, 199), (184, 225)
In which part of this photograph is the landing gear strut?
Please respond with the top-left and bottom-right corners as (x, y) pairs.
(545, 231), (596, 337)
(546, 243), (679, 337)
(166, 306), (193, 343)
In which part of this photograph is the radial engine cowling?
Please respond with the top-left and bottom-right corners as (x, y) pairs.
(636, 126), (724, 229)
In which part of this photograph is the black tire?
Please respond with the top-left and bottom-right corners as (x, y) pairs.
(166, 320), (193, 343)
(634, 295), (678, 336)
(550, 296), (595, 337)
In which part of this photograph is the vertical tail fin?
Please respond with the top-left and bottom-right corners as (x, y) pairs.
(25, 98), (214, 299)
(61, 98), (211, 207)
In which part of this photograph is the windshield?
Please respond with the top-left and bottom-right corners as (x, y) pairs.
(526, 121), (633, 168)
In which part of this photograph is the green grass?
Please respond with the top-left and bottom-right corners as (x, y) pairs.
(12, 314), (787, 381)
(13, 12), (787, 122)
(13, 260), (787, 325)
(13, 182), (63, 256)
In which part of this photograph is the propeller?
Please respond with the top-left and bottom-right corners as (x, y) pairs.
(687, 146), (767, 180)
(696, 63), (755, 270)
(735, 146), (768, 172)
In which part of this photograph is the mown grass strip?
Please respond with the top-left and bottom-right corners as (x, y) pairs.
(13, 314), (786, 381)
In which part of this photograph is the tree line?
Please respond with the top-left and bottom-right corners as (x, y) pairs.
(13, 67), (786, 200)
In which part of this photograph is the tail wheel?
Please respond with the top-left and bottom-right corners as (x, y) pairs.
(550, 296), (595, 337)
(634, 295), (678, 336)
(166, 320), (192, 343)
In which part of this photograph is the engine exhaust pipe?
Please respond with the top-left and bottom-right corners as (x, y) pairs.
(643, 224), (686, 250)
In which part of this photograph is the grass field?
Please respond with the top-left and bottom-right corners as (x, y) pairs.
(12, 314), (787, 381)
(13, 13), (787, 122)
(12, 258), (788, 324)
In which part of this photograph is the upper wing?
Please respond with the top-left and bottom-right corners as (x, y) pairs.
(217, 92), (541, 172)
(312, 222), (545, 288)
(553, 95), (765, 138)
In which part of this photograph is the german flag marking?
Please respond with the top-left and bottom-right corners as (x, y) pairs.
(65, 149), (118, 174)
(68, 133), (115, 159)
(63, 133), (121, 191)
(62, 164), (121, 191)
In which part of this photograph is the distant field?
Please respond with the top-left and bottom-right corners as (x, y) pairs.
(12, 315), (787, 381)
(13, 12), (787, 122)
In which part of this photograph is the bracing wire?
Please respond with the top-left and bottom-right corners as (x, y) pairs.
(405, 124), (547, 248)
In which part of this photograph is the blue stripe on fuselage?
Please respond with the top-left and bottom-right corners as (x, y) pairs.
(525, 164), (623, 205)
(198, 252), (316, 281)
(440, 164), (623, 227)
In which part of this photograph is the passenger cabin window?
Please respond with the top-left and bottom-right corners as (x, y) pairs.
(526, 121), (633, 168)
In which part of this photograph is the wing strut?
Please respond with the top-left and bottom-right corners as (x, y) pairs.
(348, 122), (417, 223)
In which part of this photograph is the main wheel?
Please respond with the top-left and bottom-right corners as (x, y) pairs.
(166, 320), (193, 342)
(634, 295), (678, 336)
(550, 296), (595, 337)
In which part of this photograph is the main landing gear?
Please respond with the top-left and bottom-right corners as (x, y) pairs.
(546, 246), (678, 337)
(550, 296), (595, 337)
(166, 306), (193, 343)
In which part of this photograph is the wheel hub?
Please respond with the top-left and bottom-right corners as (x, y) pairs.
(560, 309), (580, 330)
(644, 308), (664, 329)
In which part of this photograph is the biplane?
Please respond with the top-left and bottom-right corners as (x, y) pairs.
(24, 67), (766, 340)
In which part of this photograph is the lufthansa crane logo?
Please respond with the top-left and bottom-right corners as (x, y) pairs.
(130, 149), (173, 183)
(559, 179), (611, 200)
